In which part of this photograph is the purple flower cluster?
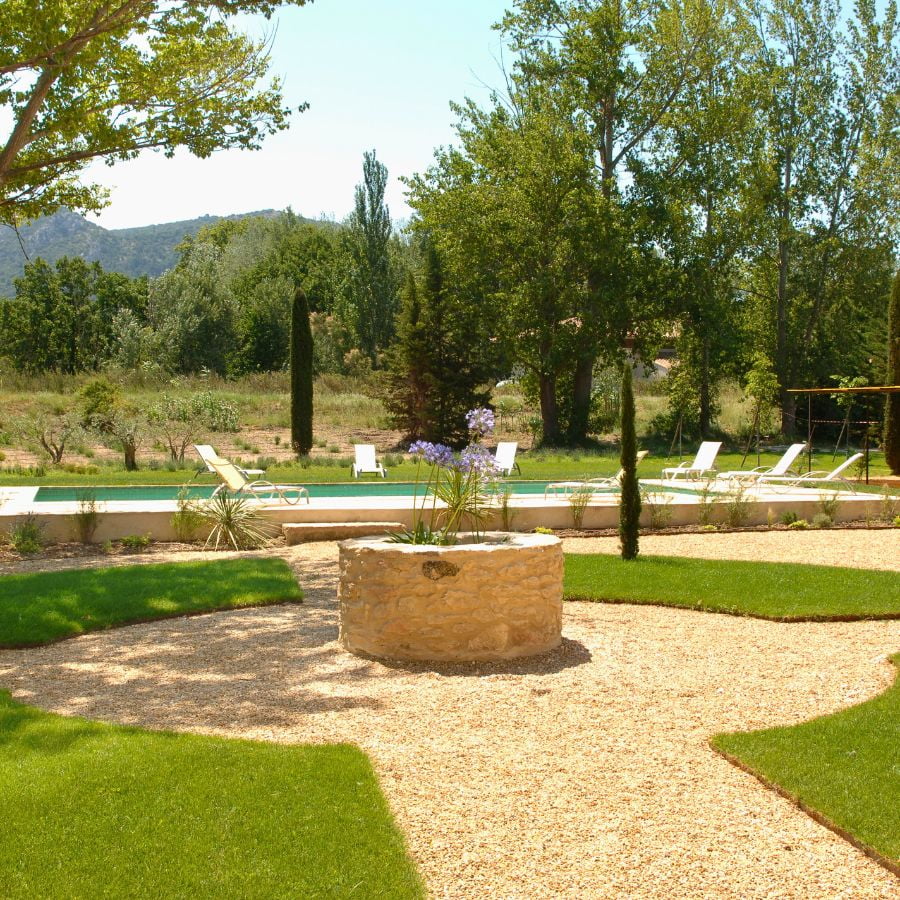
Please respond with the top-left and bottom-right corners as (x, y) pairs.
(456, 444), (501, 477)
(465, 407), (495, 437)
(408, 440), (454, 468)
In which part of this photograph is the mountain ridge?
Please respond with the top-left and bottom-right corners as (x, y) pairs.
(0, 208), (291, 296)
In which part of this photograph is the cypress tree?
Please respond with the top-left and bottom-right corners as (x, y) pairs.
(885, 269), (900, 475)
(290, 286), (313, 456)
(619, 362), (641, 560)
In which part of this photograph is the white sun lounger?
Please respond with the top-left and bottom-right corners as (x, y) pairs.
(208, 455), (309, 505)
(661, 442), (722, 480)
(719, 443), (807, 483)
(195, 444), (265, 478)
(495, 442), (521, 476)
(757, 452), (863, 490)
(545, 450), (648, 498)
(352, 444), (387, 478)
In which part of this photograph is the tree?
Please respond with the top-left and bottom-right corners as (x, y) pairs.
(4, 257), (147, 372)
(747, 0), (898, 433)
(338, 151), (398, 362)
(500, 0), (723, 441)
(382, 271), (432, 440)
(886, 270), (900, 474)
(619, 363), (641, 560)
(0, 0), (309, 224)
(290, 286), (313, 456)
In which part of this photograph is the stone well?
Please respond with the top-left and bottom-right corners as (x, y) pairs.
(338, 532), (563, 662)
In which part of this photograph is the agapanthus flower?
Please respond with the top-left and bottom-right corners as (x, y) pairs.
(465, 407), (495, 437)
(456, 444), (502, 479)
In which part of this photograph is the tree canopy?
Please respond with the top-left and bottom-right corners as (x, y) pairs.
(0, 0), (309, 224)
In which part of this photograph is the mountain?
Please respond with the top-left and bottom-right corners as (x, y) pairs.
(0, 208), (284, 296)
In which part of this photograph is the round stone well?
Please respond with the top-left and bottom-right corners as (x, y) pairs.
(337, 532), (563, 662)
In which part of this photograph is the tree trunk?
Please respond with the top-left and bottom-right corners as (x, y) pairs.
(567, 355), (594, 444)
(538, 373), (560, 446)
(123, 442), (137, 471)
(698, 339), (711, 438)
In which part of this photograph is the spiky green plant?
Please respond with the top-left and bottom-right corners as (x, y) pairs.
(200, 494), (278, 551)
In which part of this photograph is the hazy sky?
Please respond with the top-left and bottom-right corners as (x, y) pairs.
(86, 1), (512, 229)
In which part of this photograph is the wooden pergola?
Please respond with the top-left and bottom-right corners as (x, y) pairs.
(786, 386), (900, 483)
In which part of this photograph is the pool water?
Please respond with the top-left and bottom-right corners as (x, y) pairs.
(33, 481), (700, 503)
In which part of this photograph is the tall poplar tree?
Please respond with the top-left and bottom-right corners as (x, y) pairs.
(340, 151), (397, 362)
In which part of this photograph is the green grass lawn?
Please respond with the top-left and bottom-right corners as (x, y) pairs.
(0, 691), (424, 898)
(0, 448), (892, 486)
(563, 554), (900, 620)
(713, 654), (900, 868)
(0, 558), (302, 647)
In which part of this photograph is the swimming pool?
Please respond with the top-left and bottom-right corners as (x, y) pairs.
(32, 480), (703, 503)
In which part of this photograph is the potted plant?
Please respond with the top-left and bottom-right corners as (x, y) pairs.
(338, 409), (563, 662)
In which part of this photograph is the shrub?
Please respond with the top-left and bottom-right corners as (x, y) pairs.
(120, 533), (152, 551)
(8, 516), (44, 554)
(495, 485), (517, 532)
(696, 479), (716, 527)
(569, 485), (593, 529)
(71, 490), (101, 543)
(699, 523), (718, 532)
(780, 510), (799, 525)
(533, 526), (554, 535)
(641, 488), (673, 531)
(724, 484), (754, 528)
(817, 492), (839, 520)
(199, 493), (278, 551)
(171, 488), (204, 543)
(788, 519), (809, 530)
(812, 512), (833, 529)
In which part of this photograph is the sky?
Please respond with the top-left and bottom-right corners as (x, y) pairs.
(86, 0), (513, 230)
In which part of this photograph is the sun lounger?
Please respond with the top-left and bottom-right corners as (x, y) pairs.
(352, 444), (387, 478)
(208, 455), (309, 505)
(195, 444), (265, 478)
(719, 443), (807, 483)
(495, 442), (521, 476)
(757, 452), (863, 490)
(545, 451), (648, 498)
(661, 442), (721, 480)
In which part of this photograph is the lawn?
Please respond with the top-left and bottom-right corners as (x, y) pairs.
(563, 554), (900, 620)
(713, 654), (900, 870)
(0, 558), (302, 647)
(0, 449), (892, 486)
(0, 691), (424, 898)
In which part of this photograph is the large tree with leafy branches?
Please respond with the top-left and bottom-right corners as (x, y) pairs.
(0, 0), (309, 225)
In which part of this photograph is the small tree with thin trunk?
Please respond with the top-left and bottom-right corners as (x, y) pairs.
(885, 270), (900, 474)
(290, 286), (314, 456)
(619, 362), (641, 560)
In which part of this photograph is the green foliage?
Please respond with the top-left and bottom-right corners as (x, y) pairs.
(383, 245), (496, 447)
(5, 516), (44, 554)
(172, 488), (204, 542)
(885, 270), (900, 474)
(1, 258), (147, 372)
(811, 512), (833, 529)
(568, 485), (593, 529)
(71, 489), (100, 543)
(337, 151), (399, 361)
(15, 409), (82, 464)
(619, 365), (641, 558)
(0, 1), (310, 225)
(199, 493), (278, 551)
(290, 286), (314, 456)
(119, 533), (152, 551)
(724, 483), (755, 527)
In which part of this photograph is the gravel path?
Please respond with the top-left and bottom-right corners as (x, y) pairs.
(2, 535), (899, 898)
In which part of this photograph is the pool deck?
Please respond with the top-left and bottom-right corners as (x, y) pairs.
(0, 480), (885, 542)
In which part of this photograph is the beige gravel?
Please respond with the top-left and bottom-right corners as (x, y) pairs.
(1, 535), (899, 897)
